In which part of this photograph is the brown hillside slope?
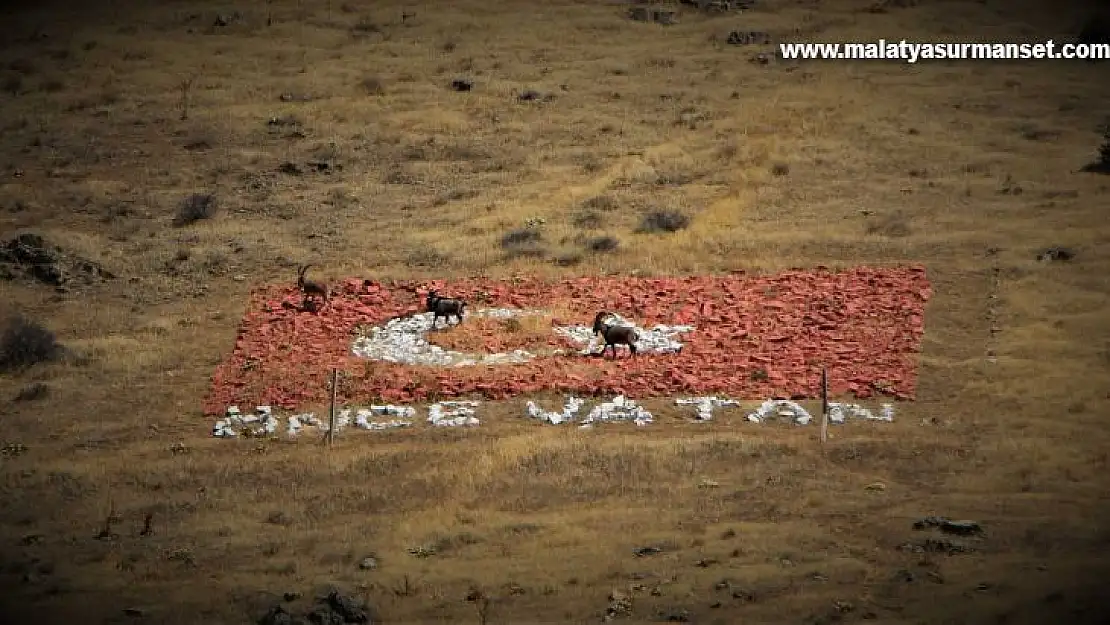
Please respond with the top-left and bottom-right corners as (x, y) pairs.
(0, 0), (1108, 623)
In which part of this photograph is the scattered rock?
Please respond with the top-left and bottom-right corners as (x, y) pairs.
(731, 588), (755, 602)
(267, 115), (301, 127)
(407, 545), (436, 558)
(912, 516), (983, 536)
(866, 0), (917, 12)
(212, 12), (241, 28)
(1036, 246), (1075, 262)
(727, 30), (771, 45)
(0, 233), (113, 288)
(266, 511), (294, 526)
(679, 0), (755, 12)
(0, 442), (28, 457)
(606, 589), (633, 620)
(517, 89), (552, 102)
(653, 10), (678, 25)
(258, 605), (296, 625)
(628, 7), (678, 25)
(656, 607), (691, 622)
(893, 568), (915, 583)
(899, 537), (972, 554)
(450, 78), (473, 92)
(279, 93), (313, 103)
(749, 51), (771, 64)
(318, 590), (370, 623)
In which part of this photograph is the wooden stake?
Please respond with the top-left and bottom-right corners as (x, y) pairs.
(819, 367), (830, 448)
(326, 368), (339, 447)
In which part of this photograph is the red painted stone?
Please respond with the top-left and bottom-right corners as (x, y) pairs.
(201, 266), (932, 415)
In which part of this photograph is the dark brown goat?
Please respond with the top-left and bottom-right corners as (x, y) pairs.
(592, 311), (639, 358)
(297, 264), (329, 307)
(426, 289), (466, 328)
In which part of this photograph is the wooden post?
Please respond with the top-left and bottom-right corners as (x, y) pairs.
(326, 368), (339, 447)
(820, 367), (829, 448)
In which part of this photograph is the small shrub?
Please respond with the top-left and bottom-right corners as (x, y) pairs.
(573, 211), (603, 229)
(173, 193), (217, 226)
(405, 248), (449, 268)
(587, 236), (620, 252)
(14, 382), (50, 401)
(500, 227), (546, 259)
(352, 18), (381, 33)
(638, 210), (690, 233)
(500, 228), (542, 249)
(1081, 129), (1110, 174)
(553, 253), (582, 267)
(654, 170), (696, 186)
(432, 188), (478, 206)
(360, 75), (385, 95)
(865, 214), (912, 237)
(0, 314), (63, 373)
(581, 195), (618, 211)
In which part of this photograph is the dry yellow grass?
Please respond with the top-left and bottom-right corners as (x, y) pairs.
(1, 0), (1110, 623)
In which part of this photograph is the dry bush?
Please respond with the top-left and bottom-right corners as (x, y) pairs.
(405, 248), (450, 268)
(500, 228), (546, 258)
(14, 381), (50, 401)
(586, 235), (620, 252)
(581, 195), (619, 211)
(552, 252), (583, 266)
(1082, 129), (1110, 174)
(573, 211), (604, 229)
(360, 74), (385, 95)
(351, 17), (381, 34)
(173, 193), (218, 227)
(637, 210), (690, 233)
(0, 314), (63, 373)
(865, 213), (912, 237)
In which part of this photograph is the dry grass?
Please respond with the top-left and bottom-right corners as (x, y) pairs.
(1, 0), (1110, 623)
(425, 313), (563, 354)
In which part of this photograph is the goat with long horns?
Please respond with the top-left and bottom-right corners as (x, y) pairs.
(297, 264), (329, 308)
(592, 311), (639, 358)
(426, 289), (467, 329)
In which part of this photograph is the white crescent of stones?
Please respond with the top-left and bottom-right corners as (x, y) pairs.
(348, 308), (694, 367)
